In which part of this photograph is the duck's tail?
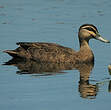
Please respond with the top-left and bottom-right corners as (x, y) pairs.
(3, 50), (19, 58)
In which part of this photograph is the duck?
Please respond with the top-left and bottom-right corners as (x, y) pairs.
(4, 24), (110, 63)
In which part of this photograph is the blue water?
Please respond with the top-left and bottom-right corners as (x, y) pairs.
(0, 0), (111, 110)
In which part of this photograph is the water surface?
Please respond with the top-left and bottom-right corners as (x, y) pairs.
(0, 0), (111, 110)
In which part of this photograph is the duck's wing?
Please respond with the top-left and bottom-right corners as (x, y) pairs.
(16, 42), (39, 50)
(4, 42), (37, 58)
(5, 42), (76, 62)
(16, 42), (75, 53)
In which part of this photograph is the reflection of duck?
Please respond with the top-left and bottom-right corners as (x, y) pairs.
(108, 65), (111, 75)
(4, 58), (94, 74)
(4, 24), (109, 63)
(108, 80), (111, 92)
(4, 58), (98, 99)
(4, 58), (77, 74)
(78, 63), (98, 99)
(108, 65), (111, 92)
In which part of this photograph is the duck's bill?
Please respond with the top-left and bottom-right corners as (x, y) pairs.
(95, 33), (110, 43)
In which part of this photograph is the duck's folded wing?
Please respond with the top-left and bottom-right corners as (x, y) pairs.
(4, 42), (76, 62)
(16, 42), (38, 50)
(16, 42), (76, 55)
(16, 42), (59, 50)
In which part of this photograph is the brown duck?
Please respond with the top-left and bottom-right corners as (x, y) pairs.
(4, 24), (110, 63)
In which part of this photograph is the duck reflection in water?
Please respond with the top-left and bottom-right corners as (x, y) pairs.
(108, 65), (111, 93)
(4, 58), (98, 99)
(78, 63), (98, 99)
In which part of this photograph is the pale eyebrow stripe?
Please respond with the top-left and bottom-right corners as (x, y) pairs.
(82, 26), (97, 34)
(82, 26), (97, 32)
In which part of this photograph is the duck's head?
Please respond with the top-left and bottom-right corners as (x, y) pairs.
(78, 24), (110, 45)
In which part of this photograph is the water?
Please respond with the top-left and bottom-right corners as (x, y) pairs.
(0, 0), (111, 110)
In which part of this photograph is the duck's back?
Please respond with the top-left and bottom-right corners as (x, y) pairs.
(5, 42), (76, 63)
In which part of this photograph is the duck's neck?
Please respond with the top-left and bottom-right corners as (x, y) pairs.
(79, 39), (90, 50)
(78, 40), (94, 62)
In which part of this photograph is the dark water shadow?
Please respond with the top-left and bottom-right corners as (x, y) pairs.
(3, 58), (111, 99)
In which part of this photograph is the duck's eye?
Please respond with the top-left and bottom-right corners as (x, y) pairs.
(84, 27), (97, 34)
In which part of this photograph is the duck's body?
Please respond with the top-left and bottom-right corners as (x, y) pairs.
(4, 24), (110, 63)
(4, 42), (93, 63)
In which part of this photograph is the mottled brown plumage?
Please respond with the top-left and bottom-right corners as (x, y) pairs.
(4, 24), (110, 63)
